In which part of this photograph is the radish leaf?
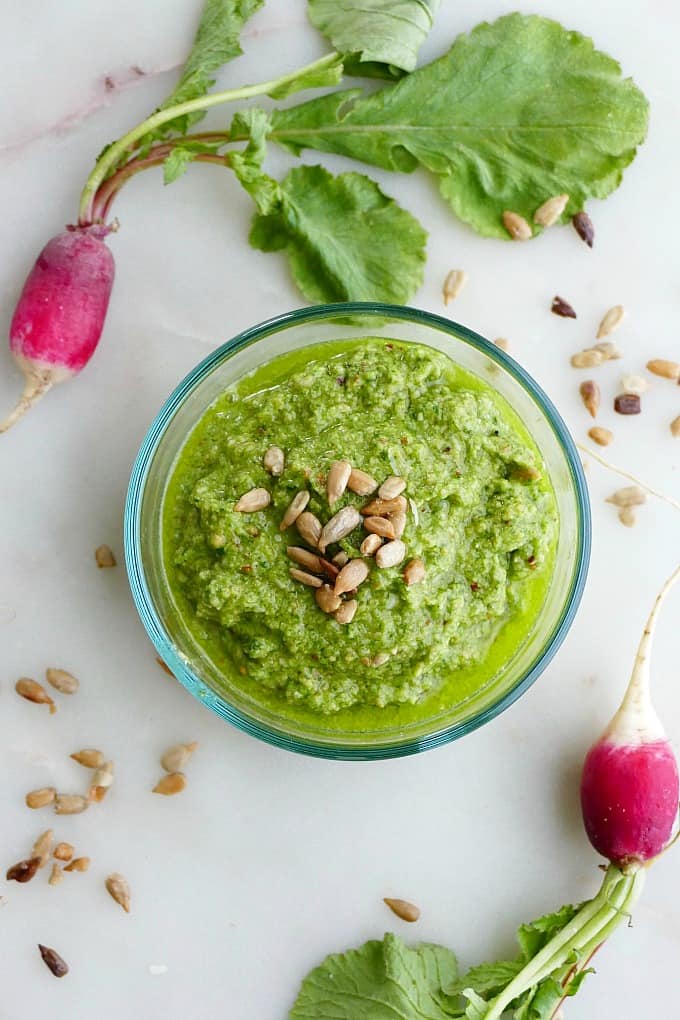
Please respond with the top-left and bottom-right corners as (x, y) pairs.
(270, 13), (649, 238)
(308, 0), (440, 75)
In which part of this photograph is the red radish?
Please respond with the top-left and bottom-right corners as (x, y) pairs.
(1, 226), (114, 432)
(581, 563), (680, 866)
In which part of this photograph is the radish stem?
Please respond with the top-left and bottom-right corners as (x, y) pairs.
(578, 443), (680, 514)
(77, 52), (341, 225)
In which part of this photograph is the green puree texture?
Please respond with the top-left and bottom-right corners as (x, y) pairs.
(163, 340), (557, 727)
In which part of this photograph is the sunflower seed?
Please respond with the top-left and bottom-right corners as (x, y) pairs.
(64, 857), (90, 873)
(234, 487), (271, 513)
(25, 787), (56, 809)
(619, 506), (636, 528)
(534, 193), (569, 227)
(6, 857), (41, 883)
(334, 559), (369, 596)
(571, 350), (605, 369)
(31, 829), (53, 867)
(551, 296), (577, 319)
(621, 374), (649, 395)
(384, 897), (420, 922)
(296, 511), (322, 547)
(70, 748), (104, 769)
(319, 506), (362, 553)
(646, 358), (680, 381)
(95, 544), (116, 568)
(327, 460), (352, 506)
(334, 600), (358, 625)
(579, 380), (600, 418)
(106, 872), (131, 913)
(593, 341), (622, 361)
(53, 842), (74, 862)
(332, 551), (349, 567)
(443, 269), (468, 305)
(263, 446), (285, 476)
(287, 546), (323, 572)
(378, 476), (407, 500)
(364, 516), (396, 540)
(614, 393), (641, 415)
(606, 486), (646, 508)
(361, 495), (406, 517)
(372, 653), (390, 667)
(90, 761), (114, 794)
(290, 567), (323, 588)
(281, 491), (311, 530)
(153, 772), (186, 795)
(403, 558), (426, 586)
(376, 540), (407, 569)
(361, 534), (383, 556)
(160, 741), (198, 774)
(597, 305), (625, 339)
(15, 677), (56, 714)
(502, 210), (532, 241)
(315, 585), (342, 614)
(38, 945), (69, 978)
(390, 510), (407, 539)
(347, 469), (378, 496)
(55, 794), (89, 815)
(572, 211), (594, 247)
(45, 668), (79, 695)
(587, 426), (613, 447)
(670, 416), (680, 438)
(494, 337), (510, 352)
(48, 863), (64, 886)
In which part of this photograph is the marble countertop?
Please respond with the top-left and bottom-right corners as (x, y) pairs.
(2, 2), (679, 1017)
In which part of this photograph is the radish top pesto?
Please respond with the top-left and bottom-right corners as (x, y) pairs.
(163, 340), (557, 719)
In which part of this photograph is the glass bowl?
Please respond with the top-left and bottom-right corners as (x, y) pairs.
(125, 303), (590, 760)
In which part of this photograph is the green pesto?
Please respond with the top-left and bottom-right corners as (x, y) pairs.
(163, 340), (557, 725)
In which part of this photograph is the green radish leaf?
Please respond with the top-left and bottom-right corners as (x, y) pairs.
(289, 933), (458, 1019)
(449, 960), (524, 999)
(517, 904), (582, 961)
(269, 13), (649, 238)
(267, 54), (344, 99)
(229, 109), (280, 213)
(308, 0), (440, 75)
(162, 141), (225, 184)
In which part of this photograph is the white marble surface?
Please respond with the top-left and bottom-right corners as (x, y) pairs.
(2, 2), (679, 1017)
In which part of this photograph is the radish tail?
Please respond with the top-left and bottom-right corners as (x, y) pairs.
(0, 363), (55, 433)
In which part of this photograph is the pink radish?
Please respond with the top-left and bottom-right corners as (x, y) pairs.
(1, 226), (114, 432)
(581, 563), (680, 867)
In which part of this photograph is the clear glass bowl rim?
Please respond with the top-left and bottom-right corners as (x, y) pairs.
(124, 301), (591, 760)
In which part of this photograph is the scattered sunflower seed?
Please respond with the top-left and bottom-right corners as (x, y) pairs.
(315, 585), (342, 614)
(614, 393), (641, 415)
(534, 193), (569, 227)
(619, 506), (636, 528)
(31, 829), (53, 867)
(64, 857), (90, 873)
(153, 773), (186, 795)
(361, 534), (383, 557)
(378, 476), (407, 500)
(53, 843), (74, 862)
(15, 677), (56, 714)
(606, 486), (646, 508)
(361, 495), (405, 517)
(579, 380), (600, 419)
(502, 210), (532, 241)
(156, 656), (174, 676)
(596, 305), (625, 339)
(621, 374), (649, 396)
(364, 516), (396, 540)
(332, 551), (349, 567)
(6, 857), (41, 883)
(646, 358), (680, 381)
(234, 488), (271, 513)
(670, 416), (680, 438)
(403, 558), (426, 586)
(572, 211), (594, 247)
(551, 296), (577, 319)
(287, 546), (324, 572)
(442, 269), (468, 305)
(334, 559), (369, 597)
(70, 748), (104, 769)
(588, 426), (613, 447)
(571, 350), (605, 369)
(372, 653), (390, 667)
(593, 341), (622, 361)
(95, 544), (116, 568)
(45, 668), (79, 695)
(494, 338), (510, 352)
(391, 510), (407, 539)
(319, 506), (362, 553)
(160, 742), (198, 774)
(347, 469), (378, 496)
(26, 787), (56, 809)
(48, 863), (64, 886)
(334, 600), (358, 625)
(376, 540), (407, 569)
(296, 511), (323, 548)
(281, 491), (311, 531)
(510, 465), (541, 483)
(54, 794), (89, 815)
(327, 460), (352, 506)
(89, 761), (114, 797)
(290, 567), (323, 588)
(38, 944), (69, 978)
(263, 446), (285, 476)
(384, 897), (421, 922)
(106, 873), (131, 913)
